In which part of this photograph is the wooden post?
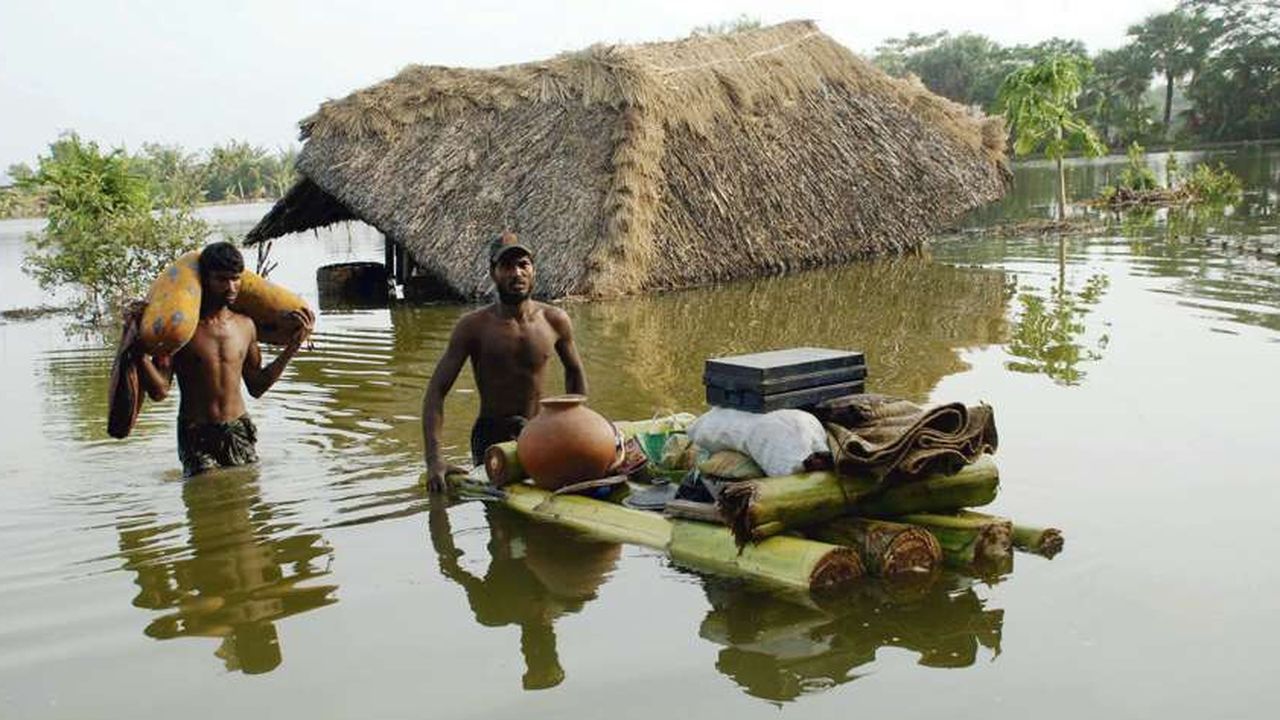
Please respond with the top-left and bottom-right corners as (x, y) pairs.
(394, 242), (407, 286)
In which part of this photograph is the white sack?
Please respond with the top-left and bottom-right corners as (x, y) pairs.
(688, 407), (828, 477)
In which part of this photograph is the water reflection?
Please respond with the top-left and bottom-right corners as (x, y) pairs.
(573, 256), (1009, 410)
(428, 502), (620, 690)
(699, 575), (1004, 702)
(115, 468), (337, 674)
(974, 144), (1280, 230)
(1109, 207), (1280, 332)
(279, 256), (1012, 472)
(1005, 263), (1110, 386)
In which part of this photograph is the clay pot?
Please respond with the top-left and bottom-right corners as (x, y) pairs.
(517, 395), (620, 490)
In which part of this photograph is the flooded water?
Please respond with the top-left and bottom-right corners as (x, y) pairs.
(1, 146), (1278, 718)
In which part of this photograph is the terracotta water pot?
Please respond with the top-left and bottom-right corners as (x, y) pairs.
(517, 395), (620, 490)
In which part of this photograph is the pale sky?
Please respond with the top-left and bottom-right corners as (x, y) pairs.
(0, 0), (1173, 173)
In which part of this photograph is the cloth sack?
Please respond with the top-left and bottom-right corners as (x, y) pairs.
(698, 449), (764, 480)
(688, 407), (828, 477)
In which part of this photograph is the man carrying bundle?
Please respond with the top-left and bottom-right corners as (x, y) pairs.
(422, 231), (588, 493)
(135, 242), (315, 477)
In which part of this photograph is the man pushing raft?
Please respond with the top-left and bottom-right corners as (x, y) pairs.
(130, 242), (314, 476)
(421, 232), (589, 493)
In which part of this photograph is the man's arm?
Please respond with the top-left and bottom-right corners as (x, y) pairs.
(136, 353), (174, 401)
(548, 307), (587, 396)
(423, 319), (472, 493)
(122, 302), (172, 401)
(243, 308), (315, 398)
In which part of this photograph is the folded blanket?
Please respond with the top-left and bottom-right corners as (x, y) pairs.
(815, 394), (998, 480)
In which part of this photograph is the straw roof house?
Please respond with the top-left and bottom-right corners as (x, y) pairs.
(246, 20), (1010, 299)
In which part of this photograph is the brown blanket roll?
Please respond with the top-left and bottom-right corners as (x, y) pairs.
(815, 394), (998, 480)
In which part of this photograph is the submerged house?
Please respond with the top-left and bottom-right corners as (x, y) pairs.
(247, 20), (1010, 300)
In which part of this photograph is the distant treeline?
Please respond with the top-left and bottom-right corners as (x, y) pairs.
(1, 136), (297, 219)
(873, 0), (1278, 148)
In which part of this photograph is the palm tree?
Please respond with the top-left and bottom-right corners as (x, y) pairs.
(1084, 45), (1157, 145)
(998, 56), (1106, 221)
(1128, 10), (1213, 138)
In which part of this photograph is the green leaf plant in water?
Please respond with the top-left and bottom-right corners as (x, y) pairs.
(1005, 272), (1110, 385)
(997, 55), (1106, 221)
(19, 132), (210, 325)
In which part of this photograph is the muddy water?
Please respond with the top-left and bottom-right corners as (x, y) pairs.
(1, 147), (1277, 718)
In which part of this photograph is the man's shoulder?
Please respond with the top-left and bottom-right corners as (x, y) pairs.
(536, 302), (574, 334)
(457, 305), (495, 328)
(536, 301), (569, 321)
(450, 305), (496, 342)
(229, 309), (257, 337)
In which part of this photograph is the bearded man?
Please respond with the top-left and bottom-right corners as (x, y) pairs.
(421, 232), (588, 493)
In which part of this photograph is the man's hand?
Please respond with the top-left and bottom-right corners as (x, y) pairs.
(424, 456), (450, 489)
(286, 306), (316, 351)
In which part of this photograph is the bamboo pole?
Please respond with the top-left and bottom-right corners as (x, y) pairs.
(897, 512), (1013, 569)
(955, 510), (1064, 558)
(663, 499), (725, 524)
(446, 472), (863, 593)
(805, 517), (941, 577)
(483, 442), (524, 486)
(669, 520), (865, 593)
(719, 456), (998, 546)
(847, 456), (999, 517)
(505, 484), (673, 549)
(1011, 524), (1064, 558)
(718, 471), (877, 546)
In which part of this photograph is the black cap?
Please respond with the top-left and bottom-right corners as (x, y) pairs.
(489, 231), (532, 265)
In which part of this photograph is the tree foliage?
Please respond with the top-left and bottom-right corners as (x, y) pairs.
(872, 2), (1279, 148)
(2, 137), (299, 219)
(873, 32), (1016, 110)
(691, 15), (762, 36)
(1128, 9), (1214, 134)
(1080, 45), (1158, 146)
(1180, 0), (1280, 140)
(998, 56), (1106, 220)
(19, 134), (210, 321)
(998, 56), (1105, 160)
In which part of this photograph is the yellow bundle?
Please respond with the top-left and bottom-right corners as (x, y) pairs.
(138, 251), (309, 354)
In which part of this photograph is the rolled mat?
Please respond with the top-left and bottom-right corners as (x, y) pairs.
(816, 394), (998, 480)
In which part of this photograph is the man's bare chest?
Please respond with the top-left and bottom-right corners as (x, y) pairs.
(477, 323), (555, 370)
(178, 325), (249, 370)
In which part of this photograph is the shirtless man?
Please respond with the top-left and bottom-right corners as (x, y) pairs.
(135, 242), (315, 477)
(422, 232), (587, 493)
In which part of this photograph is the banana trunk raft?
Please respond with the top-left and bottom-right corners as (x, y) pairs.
(445, 416), (1063, 597)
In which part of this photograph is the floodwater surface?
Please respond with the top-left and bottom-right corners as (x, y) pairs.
(1, 147), (1278, 718)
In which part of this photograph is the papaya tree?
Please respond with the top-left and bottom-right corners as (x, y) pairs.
(997, 55), (1106, 221)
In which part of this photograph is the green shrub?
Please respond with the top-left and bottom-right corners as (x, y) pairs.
(1116, 142), (1159, 192)
(0, 186), (45, 219)
(20, 133), (210, 322)
(1182, 163), (1243, 205)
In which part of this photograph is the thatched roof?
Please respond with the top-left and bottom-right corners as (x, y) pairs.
(247, 20), (1010, 299)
